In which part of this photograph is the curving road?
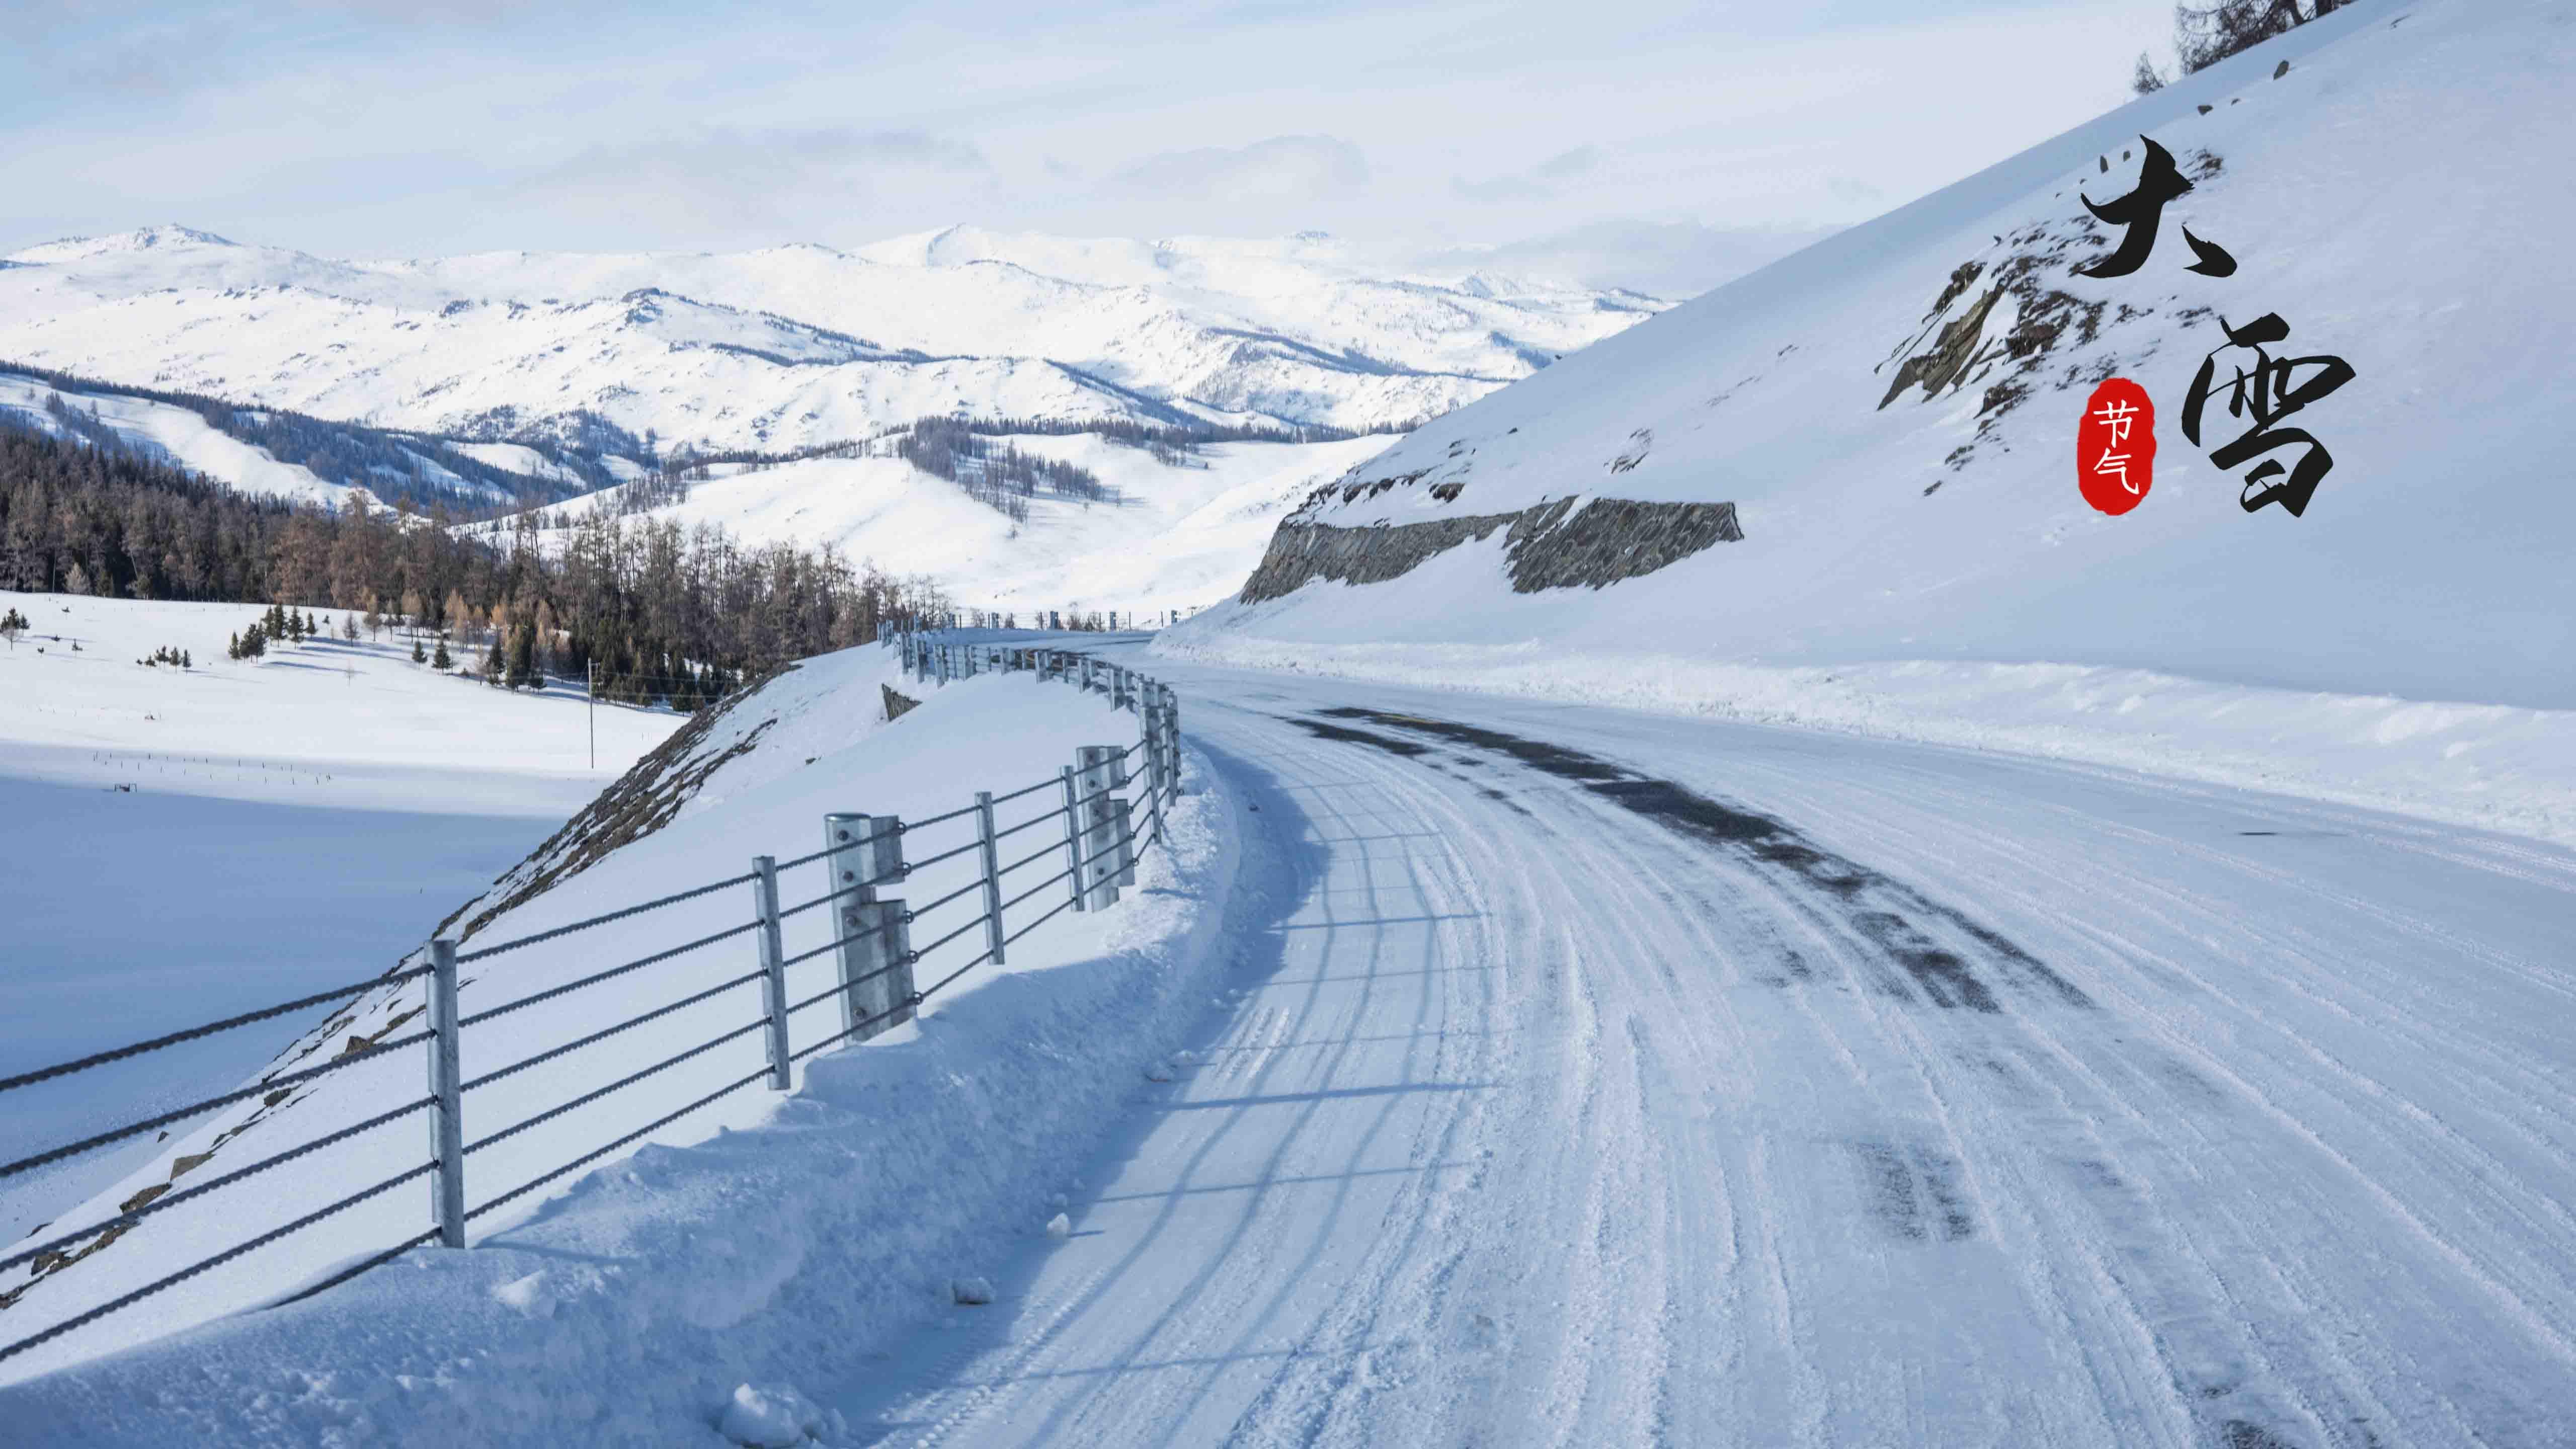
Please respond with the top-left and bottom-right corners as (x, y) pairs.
(837, 657), (2576, 1448)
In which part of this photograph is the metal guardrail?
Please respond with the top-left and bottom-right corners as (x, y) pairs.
(0, 636), (1181, 1370)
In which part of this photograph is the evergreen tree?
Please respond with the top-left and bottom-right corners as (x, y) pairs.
(432, 635), (452, 671)
(412, 635), (427, 664)
(505, 622), (537, 690)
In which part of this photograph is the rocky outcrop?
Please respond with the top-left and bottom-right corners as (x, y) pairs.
(1241, 496), (1742, 603)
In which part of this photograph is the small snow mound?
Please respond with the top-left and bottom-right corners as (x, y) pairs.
(490, 1270), (555, 1319)
(1144, 1065), (1174, 1083)
(719, 1382), (830, 1447)
(952, 1276), (996, 1306)
(1046, 1213), (1072, 1239)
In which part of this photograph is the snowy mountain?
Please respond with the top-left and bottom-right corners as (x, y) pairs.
(0, 225), (1664, 457)
(0, 366), (613, 512)
(1168, 0), (2576, 840)
(517, 431), (1396, 617)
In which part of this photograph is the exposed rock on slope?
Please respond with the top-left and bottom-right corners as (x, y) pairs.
(1241, 493), (1742, 602)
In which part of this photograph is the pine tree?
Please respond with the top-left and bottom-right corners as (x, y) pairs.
(505, 622), (537, 690)
(432, 636), (452, 671)
(412, 635), (427, 664)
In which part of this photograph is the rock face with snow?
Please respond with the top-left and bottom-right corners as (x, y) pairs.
(0, 224), (1665, 454)
(1185, 1), (2576, 714)
(1240, 490), (1743, 602)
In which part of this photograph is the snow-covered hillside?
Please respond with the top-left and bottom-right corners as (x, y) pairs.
(536, 432), (1395, 616)
(0, 374), (353, 509)
(0, 225), (1662, 455)
(0, 639), (1229, 1425)
(1168, 0), (2576, 843)
(0, 590), (686, 1252)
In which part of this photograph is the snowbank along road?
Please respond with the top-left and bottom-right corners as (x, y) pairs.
(844, 646), (2576, 1448)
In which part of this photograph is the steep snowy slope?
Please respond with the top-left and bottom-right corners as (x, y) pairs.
(0, 226), (1661, 454)
(1169, 0), (2575, 837)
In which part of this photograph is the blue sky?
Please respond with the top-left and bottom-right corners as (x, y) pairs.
(2, 1), (2170, 293)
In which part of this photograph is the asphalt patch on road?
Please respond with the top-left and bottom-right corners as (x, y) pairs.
(1306, 706), (2094, 1013)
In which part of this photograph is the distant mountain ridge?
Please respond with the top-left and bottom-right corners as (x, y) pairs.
(0, 224), (1666, 461)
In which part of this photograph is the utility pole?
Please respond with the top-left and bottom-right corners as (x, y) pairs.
(587, 659), (596, 770)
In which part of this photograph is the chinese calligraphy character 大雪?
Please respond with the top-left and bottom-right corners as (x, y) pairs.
(2074, 136), (2237, 281)
(2182, 312), (2356, 517)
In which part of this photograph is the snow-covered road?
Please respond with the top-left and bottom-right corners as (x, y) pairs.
(841, 656), (2576, 1448)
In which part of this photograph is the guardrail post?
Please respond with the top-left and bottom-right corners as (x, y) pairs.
(751, 856), (792, 1090)
(1144, 706), (1167, 853)
(976, 791), (1007, 965)
(826, 813), (912, 1043)
(1077, 745), (1125, 909)
(1059, 765), (1088, 913)
(426, 939), (466, 1249)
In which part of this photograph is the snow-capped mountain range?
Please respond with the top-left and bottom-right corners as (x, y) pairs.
(0, 224), (1665, 456)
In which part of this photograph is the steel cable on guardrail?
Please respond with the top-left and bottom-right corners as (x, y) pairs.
(776, 864), (907, 921)
(0, 1096), (436, 1277)
(455, 918), (765, 1029)
(460, 1018), (771, 1160)
(779, 915), (896, 971)
(0, 1164), (440, 1366)
(453, 871), (760, 965)
(0, 964), (434, 1096)
(0, 1028), (435, 1182)
(462, 1066), (775, 1224)
(461, 969), (768, 1095)
(905, 871), (991, 922)
(769, 820), (905, 875)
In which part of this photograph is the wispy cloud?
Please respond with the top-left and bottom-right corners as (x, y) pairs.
(0, 1), (2172, 293)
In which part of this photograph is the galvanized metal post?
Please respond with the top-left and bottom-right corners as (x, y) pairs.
(826, 813), (912, 1042)
(751, 856), (791, 1090)
(1077, 745), (1125, 909)
(975, 791), (1007, 964)
(426, 939), (466, 1249)
(1111, 794), (1136, 886)
(1059, 765), (1088, 913)
(1145, 707), (1167, 854)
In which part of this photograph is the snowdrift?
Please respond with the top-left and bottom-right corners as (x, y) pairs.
(0, 641), (1239, 1447)
(1166, 0), (2576, 846)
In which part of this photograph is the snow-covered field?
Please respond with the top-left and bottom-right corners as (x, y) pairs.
(0, 590), (684, 1247)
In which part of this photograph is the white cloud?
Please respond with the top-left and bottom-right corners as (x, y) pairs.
(1104, 136), (1371, 230)
(1412, 217), (1844, 299)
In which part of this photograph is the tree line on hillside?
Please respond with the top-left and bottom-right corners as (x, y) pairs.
(0, 414), (953, 708)
(897, 418), (1114, 520)
(2132, 1), (2352, 94)
(3, 363), (604, 512)
(597, 410), (1411, 525)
